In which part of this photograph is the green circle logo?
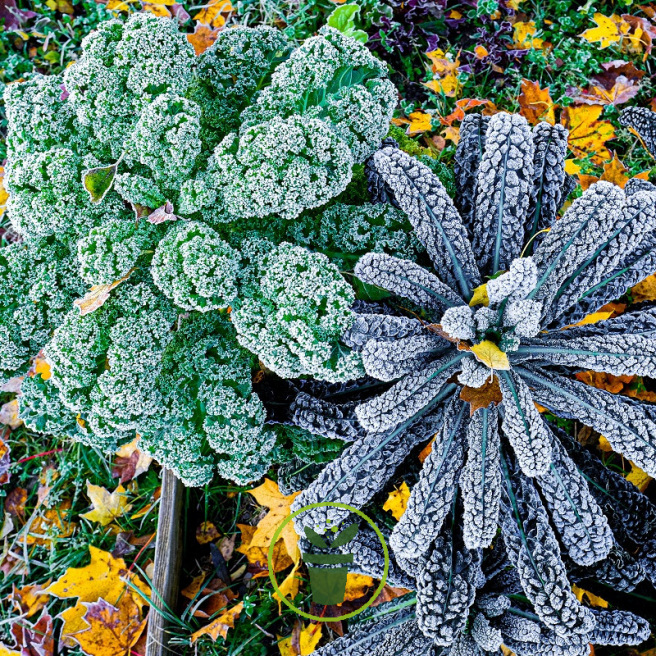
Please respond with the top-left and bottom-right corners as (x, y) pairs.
(267, 502), (389, 622)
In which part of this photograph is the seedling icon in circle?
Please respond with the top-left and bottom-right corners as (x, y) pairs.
(303, 523), (359, 606)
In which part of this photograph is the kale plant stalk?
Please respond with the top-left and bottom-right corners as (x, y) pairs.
(291, 112), (656, 652)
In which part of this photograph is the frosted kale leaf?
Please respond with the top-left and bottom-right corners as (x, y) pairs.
(536, 439), (612, 566)
(240, 26), (396, 163)
(390, 398), (468, 559)
(525, 122), (568, 251)
(473, 113), (535, 275)
(415, 526), (481, 644)
(454, 114), (490, 234)
(151, 221), (240, 312)
(460, 405), (501, 548)
(231, 242), (362, 382)
(500, 452), (594, 637)
(212, 116), (353, 220)
(620, 106), (656, 158)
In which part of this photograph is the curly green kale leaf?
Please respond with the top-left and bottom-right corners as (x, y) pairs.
(5, 148), (128, 245)
(212, 115), (353, 220)
(77, 219), (159, 285)
(231, 242), (362, 382)
(241, 26), (396, 163)
(151, 221), (240, 312)
(63, 14), (196, 159)
(189, 25), (292, 143)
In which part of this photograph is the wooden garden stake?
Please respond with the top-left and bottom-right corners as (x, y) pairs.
(146, 468), (185, 656)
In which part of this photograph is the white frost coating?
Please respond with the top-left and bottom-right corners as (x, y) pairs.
(441, 305), (476, 341)
(487, 257), (539, 304)
(503, 299), (543, 337)
(457, 356), (492, 388)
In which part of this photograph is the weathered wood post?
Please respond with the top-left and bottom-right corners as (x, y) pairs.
(145, 468), (185, 656)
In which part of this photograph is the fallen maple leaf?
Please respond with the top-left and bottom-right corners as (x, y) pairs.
(247, 479), (301, 563)
(576, 152), (645, 190)
(196, 521), (221, 545)
(7, 609), (55, 656)
(382, 482), (410, 521)
(631, 273), (656, 303)
(46, 546), (150, 643)
(9, 581), (51, 619)
(187, 22), (221, 55)
(0, 399), (22, 429)
(424, 49), (461, 98)
(572, 583), (609, 608)
(112, 437), (152, 483)
(342, 572), (375, 601)
(237, 523), (293, 576)
(24, 499), (76, 546)
(278, 622), (323, 656)
(470, 341), (510, 371)
(74, 596), (147, 656)
(561, 105), (616, 163)
(190, 601), (244, 643)
(439, 98), (488, 126)
(142, 2), (171, 16)
(193, 0), (232, 28)
(460, 375), (503, 415)
(518, 79), (556, 125)
(81, 481), (132, 526)
(626, 462), (652, 491)
(513, 21), (545, 49)
(580, 13), (631, 48)
(573, 76), (640, 107)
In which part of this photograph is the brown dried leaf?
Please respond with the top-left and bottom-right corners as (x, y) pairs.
(187, 22), (221, 55)
(190, 601), (243, 644)
(147, 200), (177, 224)
(196, 521), (221, 545)
(518, 79), (556, 125)
(74, 269), (133, 316)
(73, 596), (147, 656)
(460, 375), (503, 416)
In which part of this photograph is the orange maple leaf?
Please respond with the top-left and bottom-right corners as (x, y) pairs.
(518, 79), (556, 125)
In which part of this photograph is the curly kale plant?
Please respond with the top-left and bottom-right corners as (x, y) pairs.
(290, 112), (656, 649)
(0, 15), (395, 486)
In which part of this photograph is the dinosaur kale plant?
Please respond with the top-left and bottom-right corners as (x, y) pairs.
(0, 15), (400, 486)
(289, 112), (656, 650)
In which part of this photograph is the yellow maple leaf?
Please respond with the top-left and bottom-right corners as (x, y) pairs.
(80, 481), (132, 526)
(383, 482), (411, 521)
(248, 479), (301, 564)
(278, 624), (323, 656)
(469, 283), (490, 307)
(194, 0), (233, 28)
(513, 21), (544, 49)
(343, 573), (375, 601)
(402, 110), (432, 136)
(142, 2), (171, 16)
(46, 546), (150, 640)
(470, 341), (511, 371)
(190, 601), (244, 643)
(631, 273), (656, 303)
(274, 561), (303, 611)
(572, 583), (609, 608)
(572, 310), (615, 327)
(626, 462), (652, 491)
(187, 22), (221, 56)
(564, 159), (582, 175)
(598, 435), (613, 452)
(580, 13), (630, 49)
(561, 105), (616, 164)
(73, 595), (147, 656)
